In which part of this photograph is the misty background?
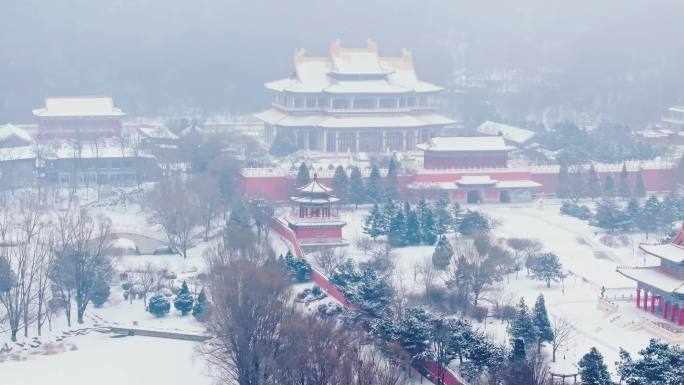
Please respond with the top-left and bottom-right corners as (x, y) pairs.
(1, 0), (683, 126)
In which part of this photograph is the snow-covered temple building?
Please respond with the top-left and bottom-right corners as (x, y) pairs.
(255, 39), (456, 153)
(417, 136), (513, 169)
(285, 175), (347, 251)
(33, 96), (126, 140)
(618, 227), (684, 327)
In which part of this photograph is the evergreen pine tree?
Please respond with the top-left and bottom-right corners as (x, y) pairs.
(406, 207), (422, 245)
(595, 198), (624, 232)
(451, 201), (462, 226)
(457, 210), (491, 236)
(91, 278), (110, 308)
(385, 157), (400, 200)
(366, 165), (382, 202)
(349, 166), (366, 206)
(388, 209), (407, 247)
(557, 163), (571, 199)
(633, 170), (646, 198)
(529, 252), (565, 288)
(296, 162), (310, 186)
(174, 281), (194, 316)
(432, 235), (454, 269)
(381, 199), (399, 234)
(397, 307), (432, 359)
(587, 164), (601, 200)
(505, 338), (535, 385)
(623, 198), (641, 231)
(417, 199), (437, 244)
(363, 203), (384, 238)
(192, 287), (210, 321)
(227, 199), (252, 230)
(639, 195), (662, 236)
(435, 195), (453, 234)
(533, 295), (554, 353)
(603, 174), (616, 197)
(618, 163), (631, 198)
(331, 165), (349, 201)
(269, 132), (298, 156)
(508, 298), (539, 348)
(148, 294), (171, 317)
(570, 169), (586, 201)
(578, 347), (612, 385)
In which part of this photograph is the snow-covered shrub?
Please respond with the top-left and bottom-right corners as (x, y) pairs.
(148, 294), (170, 317)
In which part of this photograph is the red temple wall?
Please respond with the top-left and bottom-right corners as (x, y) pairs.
(242, 166), (678, 201)
(291, 226), (342, 239)
(424, 152), (508, 169)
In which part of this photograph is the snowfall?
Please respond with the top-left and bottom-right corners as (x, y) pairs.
(0, 195), (677, 384)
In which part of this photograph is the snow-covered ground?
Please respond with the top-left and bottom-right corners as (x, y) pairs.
(322, 201), (674, 375)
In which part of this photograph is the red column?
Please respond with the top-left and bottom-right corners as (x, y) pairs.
(679, 308), (684, 326)
(663, 301), (669, 319)
(671, 304), (676, 323)
(636, 288), (641, 308)
(643, 291), (648, 311)
(651, 295), (656, 314)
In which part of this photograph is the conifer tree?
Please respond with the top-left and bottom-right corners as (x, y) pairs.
(366, 165), (382, 202)
(618, 163), (631, 198)
(296, 162), (310, 186)
(603, 174), (616, 197)
(533, 295), (554, 353)
(578, 347), (612, 385)
(432, 235), (454, 269)
(508, 298), (539, 348)
(595, 198), (625, 232)
(422, 208), (437, 245)
(406, 207), (422, 245)
(633, 170), (646, 198)
(639, 195), (662, 236)
(570, 169), (586, 201)
(174, 281), (194, 316)
(349, 166), (366, 206)
(148, 294), (171, 317)
(192, 287), (210, 321)
(331, 165), (348, 201)
(381, 199), (399, 232)
(435, 195), (453, 234)
(557, 162), (571, 199)
(587, 164), (601, 200)
(385, 157), (400, 200)
(363, 203), (384, 238)
(269, 132), (298, 156)
(505, 338), (535, 385)
(388, 209), (407, 247)
(529, 252), (565, 288)
(623, 198), (641, 231)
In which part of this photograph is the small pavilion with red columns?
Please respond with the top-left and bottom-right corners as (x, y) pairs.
(285, 175), (348, 251)
(618, 226), (684, 327)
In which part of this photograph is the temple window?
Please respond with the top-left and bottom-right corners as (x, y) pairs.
(353, 98), (375, 110)
(332, 98), (349, 109)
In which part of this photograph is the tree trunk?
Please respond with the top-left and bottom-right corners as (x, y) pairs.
(11, 329), (18, 342)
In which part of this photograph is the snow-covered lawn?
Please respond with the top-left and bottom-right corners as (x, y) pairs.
(1, 333), (211, 385)
(316, 201), (673, 375)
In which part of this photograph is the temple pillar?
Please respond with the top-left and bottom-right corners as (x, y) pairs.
(679, 308), (684, 326)
(663, 301), (669, 319)
(651, 294), (656, 314)
(643, 291), (648, 311)
(671, 304), (676, 323)
(636, 288), (641, 308)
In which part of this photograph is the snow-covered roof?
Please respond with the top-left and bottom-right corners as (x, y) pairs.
(639, 243), (684, 263)
(0, 145), (35, 162)
(417, 136), (512, 152)
(495, 180), (542, 189)
(476, 121), (536, 145)
(255, 108), (455, 128)
(297, 177), (333, 194)
(669, 106), (684, 113)
(291, 196), (340, 204)
(138, 125), (178, 140)
(0, 124), (33, 146)
(265, 40), (443, 94)
(617, 266), (684, 295)
(33, 97), (126, 118)
(456, 175), (498, 186)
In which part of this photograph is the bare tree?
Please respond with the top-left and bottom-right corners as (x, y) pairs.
(0, 251), (26, 341)
(52, 208), (114, 324)
(146, 177), (200, 258)
(550, 315), (575, 362)
(134, 262), (157, 305)
(313, 248), (346, 276)
(416, 258), (436, 304)
(192, 173), (222, 241)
